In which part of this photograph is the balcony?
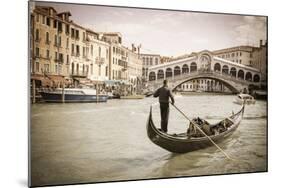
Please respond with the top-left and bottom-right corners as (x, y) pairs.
(122, 65), (128, 71)
(54, 58), (64, 64)
(83, 37), (90, 43)
(121, 56), (128, 61)
(54, 43), (62, 48)
(45, 40), (51, 45)
(71, 72), (88, 78)
(83, 55), (91, 61)
(35, 38), (41, 43)
(95, 57), (105, 65)
(42, 56), (52, 60)
(34, 54), (41, 59)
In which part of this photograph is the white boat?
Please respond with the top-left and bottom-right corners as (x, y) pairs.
(233, 94), (255, 105)
(39, 88), (108, 103)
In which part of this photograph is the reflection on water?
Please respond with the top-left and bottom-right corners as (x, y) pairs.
(31, 95), (267, 186)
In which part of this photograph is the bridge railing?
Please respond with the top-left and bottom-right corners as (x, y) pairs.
(148, 70), (259, 85)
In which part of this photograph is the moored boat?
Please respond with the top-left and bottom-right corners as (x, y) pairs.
(253, 90), (267, 100)
(233, 94), (255, 105)
(39, 88), (108, 103)
(146, 105), (244, 153)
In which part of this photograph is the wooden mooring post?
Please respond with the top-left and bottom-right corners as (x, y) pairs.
(97, 83), (99, 103)
(61, 81), (65, 103)
(32, 79), (36, 104)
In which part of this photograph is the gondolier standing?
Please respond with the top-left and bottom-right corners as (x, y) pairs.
(153, 80), (175, 133)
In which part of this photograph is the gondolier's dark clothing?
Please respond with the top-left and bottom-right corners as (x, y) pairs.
(153, 86), (175, 133)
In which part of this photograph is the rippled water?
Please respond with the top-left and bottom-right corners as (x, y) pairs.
(30, 95), (267, 186)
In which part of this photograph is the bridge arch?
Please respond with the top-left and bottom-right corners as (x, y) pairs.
(174, 66), (181, 76)
(214, 63), (221, 72)
(245, 72), (253, 81)
(230, 67), (237, 77)
(253, 74), (260, 82)
(182, 64), (189, 74)
(172, 75), (240, 93)
(148, 72), (156, 81)
(157, 69), (164, 79)
(166, 68), (173, 78)
(222, 65), (229, 74)
(190, 62), (197, 72)
(238, 70), (244, 80)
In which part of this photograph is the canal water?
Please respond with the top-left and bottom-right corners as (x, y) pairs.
(30, 95), (267, 186)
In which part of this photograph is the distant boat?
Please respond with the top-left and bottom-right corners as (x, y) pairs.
(233, 94), (255, 105)
(107, 92), (120, 99)
(39, 88), (108, 103)
(146, 105), (244, 153)
(253, 90), (267, 100)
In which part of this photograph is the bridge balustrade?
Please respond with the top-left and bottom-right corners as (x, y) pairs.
(148, 69), (258, 85)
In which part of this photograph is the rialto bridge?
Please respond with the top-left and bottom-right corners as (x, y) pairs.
(147, 51), (261, 93)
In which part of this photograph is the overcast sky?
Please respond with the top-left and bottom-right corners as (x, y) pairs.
(35, 2), (267, 57)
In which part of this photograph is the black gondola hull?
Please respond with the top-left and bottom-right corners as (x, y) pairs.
(146, 106), (244, 153)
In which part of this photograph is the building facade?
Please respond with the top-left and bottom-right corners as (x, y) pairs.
(139, 53), (161, 80)
(213, 41), (267, 82)
(31, 6), (71, 82)
(30, 6), (142, 91)
(127, 48), (143, 93)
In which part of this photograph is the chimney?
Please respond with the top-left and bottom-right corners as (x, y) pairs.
(131, 44), (136, 52)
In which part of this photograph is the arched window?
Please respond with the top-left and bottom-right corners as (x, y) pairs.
(155, 58), (158, 65)
(45, 32), (49, 43)
(245, 72), (252, 81)
(238, 70), (244, 79)
(222, 65), (229, 74)
(230, 67), (237, 77)
(149, 72), (156, 81)
(253, 74), (260, 82)
(76, 64), (79, 74)
(214, 63), (221, 72)
(35, 29), (39, 41)
(182, 64), (189, 74)
(71, 63), (74, 75)
(190, 62), (197, 72)
(174, 66), (181, 76)
(166, 68), (173, 78)
(157, 70), (164, 79)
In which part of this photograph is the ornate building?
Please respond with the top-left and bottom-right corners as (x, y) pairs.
(30, 6), (142, 90)
(139, 53), (161, 80)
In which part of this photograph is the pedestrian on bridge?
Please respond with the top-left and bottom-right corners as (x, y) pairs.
(153, 80), (175, 133)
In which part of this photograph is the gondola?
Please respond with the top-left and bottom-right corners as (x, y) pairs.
(146, 105), (245, 153)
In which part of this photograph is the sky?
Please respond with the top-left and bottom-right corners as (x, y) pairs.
(34, 1), (267, 57)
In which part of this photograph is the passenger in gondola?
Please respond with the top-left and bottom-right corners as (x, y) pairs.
(153, 80), (175, 133)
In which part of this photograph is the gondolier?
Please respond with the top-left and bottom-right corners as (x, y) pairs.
(153, 80), (175, 133)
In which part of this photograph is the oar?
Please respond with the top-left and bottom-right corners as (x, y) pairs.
(170, 103), (234, 161)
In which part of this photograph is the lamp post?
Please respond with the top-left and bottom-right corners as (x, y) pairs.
(95, 56), (105, 102)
